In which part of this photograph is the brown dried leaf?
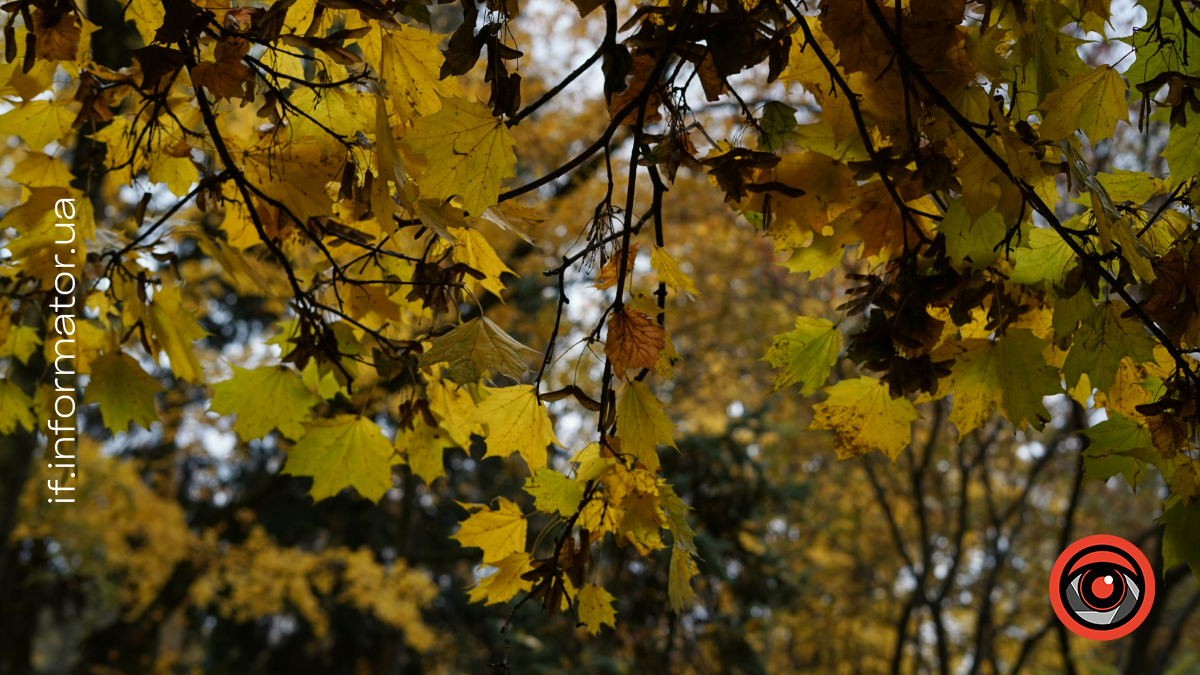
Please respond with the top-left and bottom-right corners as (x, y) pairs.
(33, 10), (80, 62)
(594, 244), (638, 290)
(191, 61), (251, 102)
(605, 307), (665, 378)
(608, 53), (663, 126)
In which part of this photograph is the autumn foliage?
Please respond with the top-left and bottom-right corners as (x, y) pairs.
(3, 0), (1200, 672)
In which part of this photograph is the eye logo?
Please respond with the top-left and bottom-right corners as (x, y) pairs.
(1049, 534), (1155, 641)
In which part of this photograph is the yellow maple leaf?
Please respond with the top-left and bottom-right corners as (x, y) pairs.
(618, 491), (665, 555)
(659, 484), (695, 553)
(0, 100), (76, 151)
(468, 385), (561, 470)
(1036, 65), (1130, 143)
(0, 380), (36, 435)
(524, 467), (584, 517)
(10, 152), (73, 187)
(82, 352), (164, 433)
(147, 154), (199, 197)
(242, 138), (340, 224)
(403, 96), (517, 216)
(426, 377), (482, 447)
(147, 281), (208, 383)
(395, 421), (454, 485)
(450, 227), (517, 297)
(571, 443), (617, 483)
(209, 366), (320, 441)
(578, 495), (622, 534)
(576, 583), (617, 635)
(123, 0), (164, 47)
(289, 87), (367, 154)
(2, 325), (42, 365)
(650, 246), (701, 300)
(283, 415), (396, 502)
(615, 381), (676, 472)
(452, 498), (527, 564)
(668, 546), (697, 612)
(467, 552), (534, 605)
(809, 377), (920, 461)
(378, 25), (458, 119)
(419, 317), (534, 385)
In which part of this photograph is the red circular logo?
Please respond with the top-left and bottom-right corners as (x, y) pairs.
(1049, 534), (1155, 641)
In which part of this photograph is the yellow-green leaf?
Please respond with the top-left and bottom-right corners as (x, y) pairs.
(147, 282), (208, 383)
(1163, 121), (1200, 181)
(524, 467), (584, 517)
(379, 24), (458, 119)
(283, 415), (396, 502)
(938, 200), (1006, 269)
(944, 330), (1062, 437)
(809, 377), (919, 461)
(668, 546), (697, 613)
(418, 317), (534, 385)
(82, 352), (163, 433)
(1008, 227), (1077, 285)
(763, 316), (841, 395)
(403, 96), (517, 216)
(209, 366), (320, 441)
(1036, 65), (1129, 143)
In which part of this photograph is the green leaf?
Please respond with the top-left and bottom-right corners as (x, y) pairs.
(1162, 498), (1200, 584)
(1063, 302), (1158, 394)
(1081, 412), (1152, 485)
(756, 101), (798, 152)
